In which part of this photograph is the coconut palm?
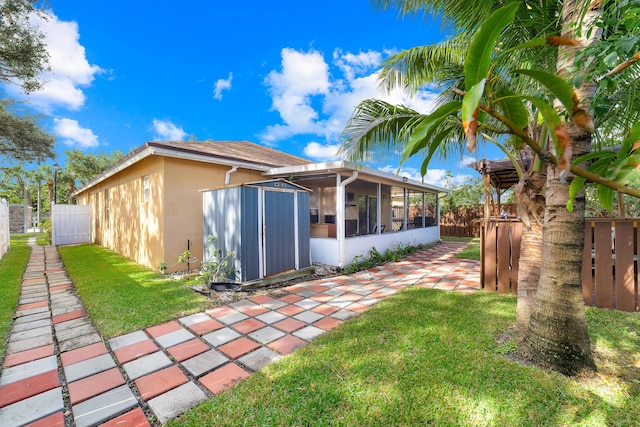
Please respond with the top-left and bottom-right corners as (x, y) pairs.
(342, 0), (640, 375)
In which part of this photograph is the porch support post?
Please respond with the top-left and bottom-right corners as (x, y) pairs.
(377, 183), (381, 234)
(336, 174), (345, 266)
(337, 171), (358, 267)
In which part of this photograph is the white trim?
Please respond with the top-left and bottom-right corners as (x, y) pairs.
(264, 160), (448, 193)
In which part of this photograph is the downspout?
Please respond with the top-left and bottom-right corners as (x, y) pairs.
(337, 171), (358, 267)
(225, 166), (238, 185)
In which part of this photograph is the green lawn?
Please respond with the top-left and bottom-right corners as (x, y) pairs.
(58, 244), (212, 339)
(442, 236), (481, 260)
(168, 289), (640, 427)
(0, 234), (33, 357)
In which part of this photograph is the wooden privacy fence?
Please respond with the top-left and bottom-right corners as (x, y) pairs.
(481, 218), (639, 312)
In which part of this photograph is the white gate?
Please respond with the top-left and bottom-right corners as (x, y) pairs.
(52, 204), (92, 246)
(0, 199), (9, 259)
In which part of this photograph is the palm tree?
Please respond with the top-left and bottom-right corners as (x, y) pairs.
(342, 0), (640, 374)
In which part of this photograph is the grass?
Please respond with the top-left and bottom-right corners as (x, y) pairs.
(442, 236), (481, 260)
(168, 289), (640, 427)
(0, 234), (33, 357)
(58, 244), (213, 339)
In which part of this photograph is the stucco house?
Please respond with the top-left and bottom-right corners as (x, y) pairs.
(73, 141), (311, 273)
(74, 140), (447, 278)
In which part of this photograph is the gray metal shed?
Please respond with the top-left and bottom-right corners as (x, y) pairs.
(202, 179), (311, 282)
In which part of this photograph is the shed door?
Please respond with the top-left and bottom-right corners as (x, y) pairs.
(263, 190), (296, 276)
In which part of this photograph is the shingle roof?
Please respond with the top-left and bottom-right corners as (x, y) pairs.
(148, 140), (311, 167)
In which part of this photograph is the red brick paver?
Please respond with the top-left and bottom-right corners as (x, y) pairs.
(3, 344), (54, 367)
(145, 320), (182, 338)
(0, 370), (59, 407)
(114, 339), (159, 364)
(188, 318), (224, 336)
(166, 338), (209, 362)
(232, 318), (266, 334)
(218, 337), (260, 359)
(99, 407), (150, 427)
(199, 363), (250, 395)
(68, 368), (126, 405)
(135, 365), (188, 401)
(24, 411), (65, 427)
(268, 335), (307, 355)
(60, 341), (109, 367)
(273, 318), (306, 333)
(52, 309), (86, 324)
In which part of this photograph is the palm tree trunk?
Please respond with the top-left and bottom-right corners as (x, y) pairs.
(522, 0), (599, 375)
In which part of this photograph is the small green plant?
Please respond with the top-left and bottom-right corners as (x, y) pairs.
(158, 262), (167, 274)
(342, 243), (431, 274)
(41, 218), (52, 245)
(177, 235), (236, 287)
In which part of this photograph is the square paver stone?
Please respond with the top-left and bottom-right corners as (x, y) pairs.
(0, 387), (63, 427)
(293, 311), (325, 324)
(108, 330), (149, 351)
(181, 349), (229, 377)
(292, 326), (326, 341)
(67, 367), (125, 405)
(166, 338), (210, 362)
(188, 319), (224, 336)
(122, 351), (173, 380)
(179, 312), (212, 327)
(199, 363), (250, 395)
(268, 335), (307, 355)
(232, 318), (266, 334)
(202, 327), (241, 347)
(247, 327), (285, 345)
(135, 365), (188, 401)
(217, 310), (249, 325)
(64, 353), (116, 383)
(155, 328), (196, 349)
(72, 385), (137, 427)
(261, 299), (287, 310)
(331, 309), (358, 321)
(294, 298), (321, 310)
(218, 338), (260, 359)
(238, 347), (281, 371)
(114, 339), (159, 364)
(255, 311), (286, 325)
(147, 381), (207, 424)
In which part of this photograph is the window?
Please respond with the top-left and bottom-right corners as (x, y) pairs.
(105, 189), (110, 230)
(143, 176), (150, 202)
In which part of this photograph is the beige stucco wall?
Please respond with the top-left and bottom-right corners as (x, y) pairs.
(162, 157), (263, 273)
(76, 155), (265, 273)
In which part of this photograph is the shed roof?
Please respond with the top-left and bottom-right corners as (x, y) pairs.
(468, 158), (525, 189)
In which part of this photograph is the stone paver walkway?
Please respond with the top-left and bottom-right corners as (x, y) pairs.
(0, 240), (480, 426)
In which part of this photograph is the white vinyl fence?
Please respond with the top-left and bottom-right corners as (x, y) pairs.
(52, 204), (92, 246)
(0, 199), (9, 259)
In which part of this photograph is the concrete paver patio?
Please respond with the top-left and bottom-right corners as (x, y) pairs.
(0, 239), (480, 426)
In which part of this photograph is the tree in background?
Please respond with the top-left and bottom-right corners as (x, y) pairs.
(0, 0), (55, 163)
(64, 149), (125, 187)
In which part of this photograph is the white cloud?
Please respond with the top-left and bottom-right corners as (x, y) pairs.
(152, 119), (187, 141)
(213, 72), (233, 100)
(303, 142), (341, 162)
(53, 118), (99, 149)
(378, 165), (472, 187)
(5, 11), (103, 112)
(259, 47), (438, 147)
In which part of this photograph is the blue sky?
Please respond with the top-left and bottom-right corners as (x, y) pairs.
(8, 0), (501, 185)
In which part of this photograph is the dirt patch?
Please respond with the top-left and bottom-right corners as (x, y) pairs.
(174, 264), (342, 307)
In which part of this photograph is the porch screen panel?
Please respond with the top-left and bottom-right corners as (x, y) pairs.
(264, 190), (296, 276)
